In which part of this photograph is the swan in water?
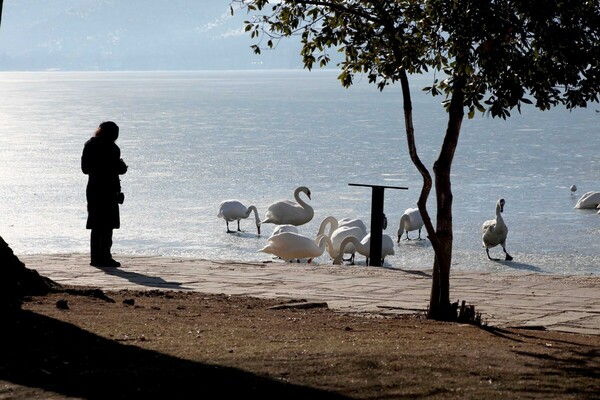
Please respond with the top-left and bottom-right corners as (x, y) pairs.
(259, 232), (334, 263)
(261, 186), (314, 226)
(397, 207), (424, 242)
(217, 200), (261, 235)
(575, 191), (600, 209)
(333, 233), (395, 265)
(482, 198), (512, 261)
(316, 216), (367, 262)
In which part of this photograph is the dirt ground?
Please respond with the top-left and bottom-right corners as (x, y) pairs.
(1, 288), (599, 399)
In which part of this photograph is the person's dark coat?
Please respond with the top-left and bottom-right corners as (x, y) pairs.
(81, 137), (127, 229)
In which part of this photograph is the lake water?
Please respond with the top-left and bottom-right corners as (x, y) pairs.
(0, 70), (598, 275)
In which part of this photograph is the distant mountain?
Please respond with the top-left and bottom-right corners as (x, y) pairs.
(0, 0), (306, 70)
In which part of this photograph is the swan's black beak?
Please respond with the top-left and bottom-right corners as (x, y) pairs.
(257, 225), (261, 235)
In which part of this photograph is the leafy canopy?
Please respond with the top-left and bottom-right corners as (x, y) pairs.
(236, 0), (600, 118)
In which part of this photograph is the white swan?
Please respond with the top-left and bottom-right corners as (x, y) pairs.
(259, 232), (334, 263)
(261, 186), (314, 226)
(333, 233), (395, 265)
(269, 224), (299, 238)
(315, 216), (367, 262)
(397, 207), (424, 242)
(575, 191), (600, 209)
(482, 198), (512, 261)
(330, 225), (367, 264)
(217, 200), (261, 235)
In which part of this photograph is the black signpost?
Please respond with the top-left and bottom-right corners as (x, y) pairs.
(348, 183), (409, 266)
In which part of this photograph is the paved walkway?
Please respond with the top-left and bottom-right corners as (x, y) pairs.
(21, 253), (600, 336)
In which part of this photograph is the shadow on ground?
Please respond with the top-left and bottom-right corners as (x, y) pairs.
(97, 266), (189, 290)
(1, 310), (350, 400)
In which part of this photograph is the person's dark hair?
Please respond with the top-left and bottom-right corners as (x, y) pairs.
(95, 121), (119, 142)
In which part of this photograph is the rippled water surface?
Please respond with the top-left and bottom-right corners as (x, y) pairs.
(0, 70), (598, 275)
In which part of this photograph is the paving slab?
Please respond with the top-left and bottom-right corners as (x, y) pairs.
(20, 254), (600, 336)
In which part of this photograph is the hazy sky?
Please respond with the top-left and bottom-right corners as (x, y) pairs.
(0, 0), (305, 71)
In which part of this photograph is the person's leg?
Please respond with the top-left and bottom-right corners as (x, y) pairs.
(90, 228), (103, 266)
(101, 228), (120, 267)
(91, 228), (119, 267)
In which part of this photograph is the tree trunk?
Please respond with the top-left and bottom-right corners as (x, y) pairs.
(427, 80), (465, 320)
(398, 72), (452, 320)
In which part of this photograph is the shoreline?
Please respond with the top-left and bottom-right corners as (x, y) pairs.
(20, 253), (600, 336)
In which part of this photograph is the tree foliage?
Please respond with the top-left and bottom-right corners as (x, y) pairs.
(233, 0), (600, 319)
(236, 0), (599, 116)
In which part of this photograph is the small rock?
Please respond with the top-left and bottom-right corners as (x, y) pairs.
(56, 299), (69, 310)
(123, 298), (135, 306)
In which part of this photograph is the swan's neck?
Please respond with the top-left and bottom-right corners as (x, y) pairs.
(495, 205), (506, 227)
(294, 188), (313, 211)
(317, 234), (334, 254)
(248, 206), (260, 226)
(333, 236), (365, 264)
(317, 216), (338, 238)
(397, 215), (408, 236)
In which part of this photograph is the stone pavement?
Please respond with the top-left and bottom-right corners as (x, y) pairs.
(21, 253), (600, 336)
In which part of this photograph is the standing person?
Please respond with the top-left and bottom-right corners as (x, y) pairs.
(81, 121), (128, 268)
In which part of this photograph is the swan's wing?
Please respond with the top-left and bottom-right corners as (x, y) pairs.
(331, 226), (364, 253)
(482, 219), (495, 233)
(383, 235), (395, 256)
(218, 200), (246, 220)
(270, 224), (299, 237)
(409, 210), (424, 228)
(339, 218), (368, 235)
(262, 201), (292, 224)
(264, 201), (313, 225)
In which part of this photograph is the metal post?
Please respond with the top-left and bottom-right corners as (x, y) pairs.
(369, 187), (384, 266)
(348, 183), (408, 267)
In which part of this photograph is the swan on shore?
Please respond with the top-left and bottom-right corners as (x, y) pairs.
(259, 232), (334, 263)
(397, 207), (424, 242)
(261, 186), (314, 226)
(482, 198), (512, 261)
(575, 191), (600, 209)
(330, 225), (367, 264)
(217, 200), (261, 235)
(316, 216), (367, 262)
